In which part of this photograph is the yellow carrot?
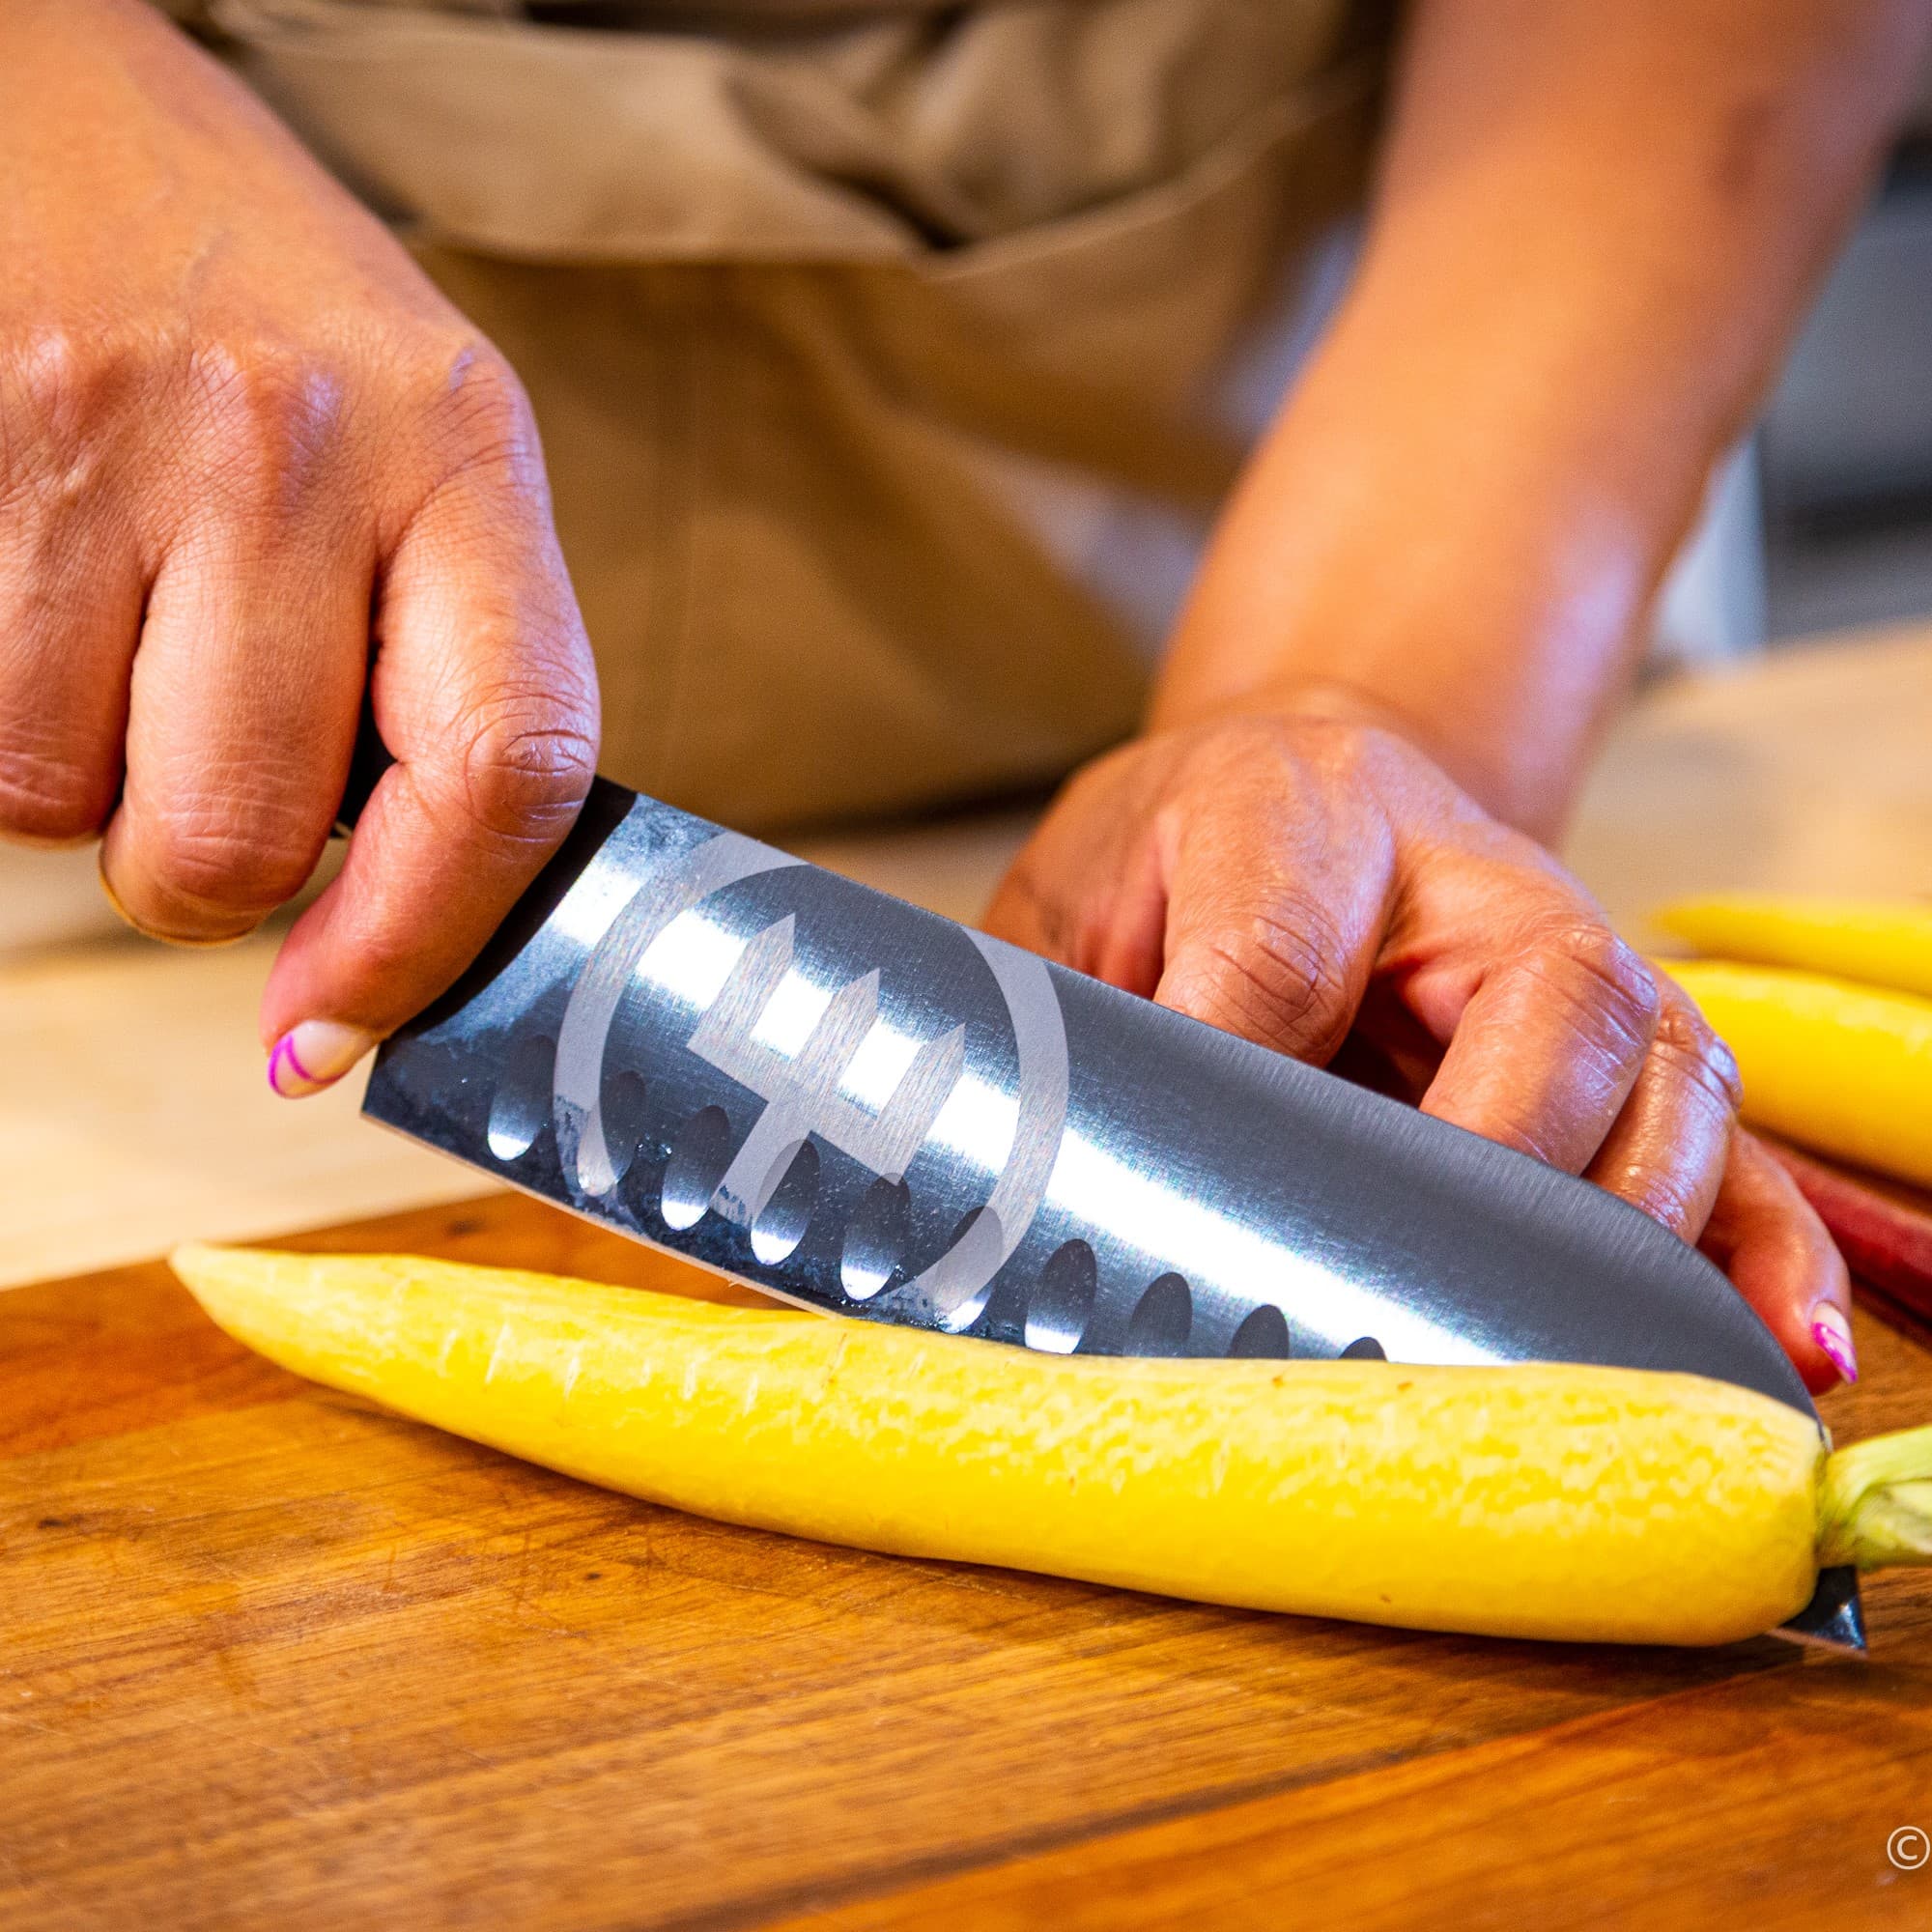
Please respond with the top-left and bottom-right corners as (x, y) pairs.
(1655, 895), (1932, 1000)
(1665, 959), (1932, 1190)
(170, 1245), (1932, 1649)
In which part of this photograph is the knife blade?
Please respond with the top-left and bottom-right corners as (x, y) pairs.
(355, 772), (1862, 1648)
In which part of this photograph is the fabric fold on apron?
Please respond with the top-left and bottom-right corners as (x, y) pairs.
(168, 0), (1389, 830)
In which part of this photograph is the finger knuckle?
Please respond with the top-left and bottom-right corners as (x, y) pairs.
(1217, 709), (1408, 792)
(452, 685), (597, 845)
(185, 341), (351, 503)
(0, 743), (116, 844)
(415, 342), (541, 483)
(1171, 893), (1355, 1059)
(1650, 990), (1745, 1113)
(143, 786), (321, 918)
(0, 329), (128, 515)
(1620, 1166), (1707, 1239)
(1, 329), (99, 439)
(1271, 711), (1375, 781)
(1521, 917), (1662, 1057)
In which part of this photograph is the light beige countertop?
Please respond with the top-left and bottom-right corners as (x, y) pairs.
(3, 624), (1926, 1291)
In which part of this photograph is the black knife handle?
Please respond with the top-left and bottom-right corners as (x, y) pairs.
(333, 702), (396, 835)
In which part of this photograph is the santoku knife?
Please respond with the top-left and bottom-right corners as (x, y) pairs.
(343, 757), (1861, 1648)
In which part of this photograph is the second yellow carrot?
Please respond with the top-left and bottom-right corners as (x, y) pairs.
(1665, 959), (1932, 1190)
(1656, 895), (1932, 1000)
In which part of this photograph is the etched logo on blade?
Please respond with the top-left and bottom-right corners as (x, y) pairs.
(549, 821), (1069, 1325)
(688, 914), (967, 1227)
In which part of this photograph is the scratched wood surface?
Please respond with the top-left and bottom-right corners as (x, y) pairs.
(3, 1192), (1929, 1932)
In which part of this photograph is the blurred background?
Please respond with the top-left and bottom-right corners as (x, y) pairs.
(1656, 66), (1932, 662)
(1760, 111), (1932, 639)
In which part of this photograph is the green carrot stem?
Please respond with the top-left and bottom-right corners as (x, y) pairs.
(1818, 1425), (1932, 1570)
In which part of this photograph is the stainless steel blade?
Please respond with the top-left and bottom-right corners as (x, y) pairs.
(363, 780), (1861, 1648)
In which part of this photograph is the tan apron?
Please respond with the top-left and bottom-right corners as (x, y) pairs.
(177, 0), (1388, 829)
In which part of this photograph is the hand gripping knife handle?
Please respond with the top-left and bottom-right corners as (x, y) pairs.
(340, 743), (1862, 1649)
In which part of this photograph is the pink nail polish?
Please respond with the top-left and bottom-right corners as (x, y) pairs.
(267, 1021), (378, 1098)
(1811, 1305), (1859, 1385)
(266, 1036), (308, 1097)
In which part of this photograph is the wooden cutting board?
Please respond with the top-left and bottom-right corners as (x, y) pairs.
(4, 1194), (1931, 1932)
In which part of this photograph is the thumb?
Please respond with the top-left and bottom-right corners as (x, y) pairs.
(258, 454), (598, 1092)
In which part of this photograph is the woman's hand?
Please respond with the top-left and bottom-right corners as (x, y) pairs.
(0, 0), (598, 1091)
(983, 707), (1853, 1391)
(981, 0), (1918, 1393)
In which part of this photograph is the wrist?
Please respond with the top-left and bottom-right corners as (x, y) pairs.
(1153, 315), (1678, 838)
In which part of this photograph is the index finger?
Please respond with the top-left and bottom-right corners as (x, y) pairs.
(258, 449), (598, 1090)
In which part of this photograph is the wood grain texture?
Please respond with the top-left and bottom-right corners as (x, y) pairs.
(779, 1655), (1932, 1932)
(2, 1193), (1929, 1931)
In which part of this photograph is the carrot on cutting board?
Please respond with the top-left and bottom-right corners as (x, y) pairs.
(1654, 895), (1932, 1001)
(1764, 1142), (1932, 1331)
(1663, 960), (1932, 1192)
(170, 1245), (1932, 1650)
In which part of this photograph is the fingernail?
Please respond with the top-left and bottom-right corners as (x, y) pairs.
(268, 1022), (377, 1098)
(1811, 1304), (1859, 1385)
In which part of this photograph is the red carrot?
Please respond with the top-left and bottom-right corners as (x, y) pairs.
(1765, 1141), (1932, 1331)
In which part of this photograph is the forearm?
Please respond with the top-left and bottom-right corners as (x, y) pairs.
(1154, 0), (1932, 838)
